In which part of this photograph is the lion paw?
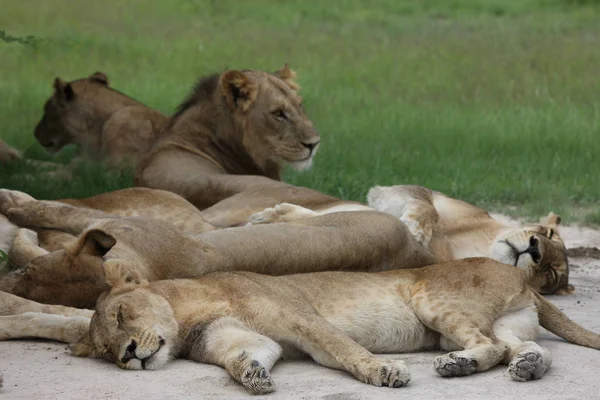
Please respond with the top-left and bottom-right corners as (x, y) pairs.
(355, 358), (410, 388)
(399, 216), (432, 249)
(248, 203), (312, 225)
(434, 352), (477, 377)
(508, 350), (548, 382)
(241, 360), (275, 395)
(0, 189), (35, 215)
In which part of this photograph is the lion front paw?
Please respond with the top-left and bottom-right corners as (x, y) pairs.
(434, 352), (477, 377)
(0, 189), (35, 215)
(241, 360), (275, 395)
(248, 203), (315, 225)
(354, 358), (410, 388)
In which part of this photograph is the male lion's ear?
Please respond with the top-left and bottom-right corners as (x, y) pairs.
(89, 71), (109, 86)
(219, 70), (258, 111)
(67, 229), (117, 257)
(103, 259), (147, 288)
(273, 64), (300, 91)
(53, 77), (75, 102)
(69, 332), (102, 358)
(542, 212), (562, 228)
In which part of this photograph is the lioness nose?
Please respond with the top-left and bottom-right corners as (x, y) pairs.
(525, 236), (541, 264)
(121, 339), (138, 363)
(301, 140), (320, 152)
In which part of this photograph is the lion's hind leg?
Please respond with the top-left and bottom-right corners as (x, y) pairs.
(492, 305), (552, 381)
(413, 297), (509, 377)
(192, 317), (281, 395)
(367, 185), (438, 248)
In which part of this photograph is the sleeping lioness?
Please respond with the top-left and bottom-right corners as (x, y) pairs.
(1, 258), (598, 395)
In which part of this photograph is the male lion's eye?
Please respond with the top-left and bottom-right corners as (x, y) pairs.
(272, 109), (287, 120)
(117, 305), (124, 326)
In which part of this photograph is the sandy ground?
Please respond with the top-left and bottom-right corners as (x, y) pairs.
(1, 216), (600, 400)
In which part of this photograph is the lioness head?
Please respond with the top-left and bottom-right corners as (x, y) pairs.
(218, 65), (320, 171)
(489, 213), (571, 295)
(34, 72), (111, 153)
(71, 260), (177, 370)
(1, 228), (118, 308)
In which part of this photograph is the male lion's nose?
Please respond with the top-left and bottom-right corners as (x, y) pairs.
(301, 140), (320, 152)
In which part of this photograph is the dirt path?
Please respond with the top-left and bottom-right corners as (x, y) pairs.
(1, 216), (599, 400)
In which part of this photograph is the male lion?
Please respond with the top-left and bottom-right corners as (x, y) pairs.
(1, 258), (599, 395)
(133, 64), (355, 218)
(0, 189), (433, 308)
(34, 72), (166, 169)
(247, 184), (571, 295)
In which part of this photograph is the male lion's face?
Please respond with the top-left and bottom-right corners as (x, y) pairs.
(220, 67), (321, 171)
(489, 225), (571, 295)
(90, 286), (178, 371)
(34, 72), (109, 153)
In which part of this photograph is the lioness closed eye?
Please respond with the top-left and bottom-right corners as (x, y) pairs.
(67, 258), (600, 395)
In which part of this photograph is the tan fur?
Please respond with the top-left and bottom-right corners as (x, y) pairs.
(0, 189), (433, 308)
(34, 72), (166, 169)
(134, 65), (326, 212)
(3, 258), (599, 394)
(366, 185), (571, 295)
(247, 185), (571, 295)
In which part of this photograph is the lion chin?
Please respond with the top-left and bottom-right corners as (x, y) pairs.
(289, 157), (314, 172)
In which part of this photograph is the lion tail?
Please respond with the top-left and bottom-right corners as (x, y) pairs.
(533, 290), (600, 350)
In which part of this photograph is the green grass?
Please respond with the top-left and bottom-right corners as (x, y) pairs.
(1, 0), (599, 224)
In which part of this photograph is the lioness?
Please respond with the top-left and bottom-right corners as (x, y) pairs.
(247, 184), (571, 295)
(1, 258), (598, 395)
(34, 72), (166, 169)
(0, 189), (433, 308)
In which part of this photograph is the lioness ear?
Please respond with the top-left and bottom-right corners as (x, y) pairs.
(70, 332), (102, 358)
(67, 229), (117, 257)
(89, 71), (109, 86)
(53, 77), (75, 102)
(103, 259), (147, 288)
(273, 64), (301, 91)
(219, 70), (258, 111)
(543, 212), (562, 228)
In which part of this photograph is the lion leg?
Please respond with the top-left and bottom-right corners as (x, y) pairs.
(260, 312), (410, 388)
(412, 295), (509, 377)
(0, 191), (112, 236)
(492, 306), (552, 381)
(367, 185), (438, 248)
(420, 315), (509, 377)
(0, 312), (90, 343)
(191, 317), (281, 395)
(7, 228), (48, 268)
(0, 290), (93, 317)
